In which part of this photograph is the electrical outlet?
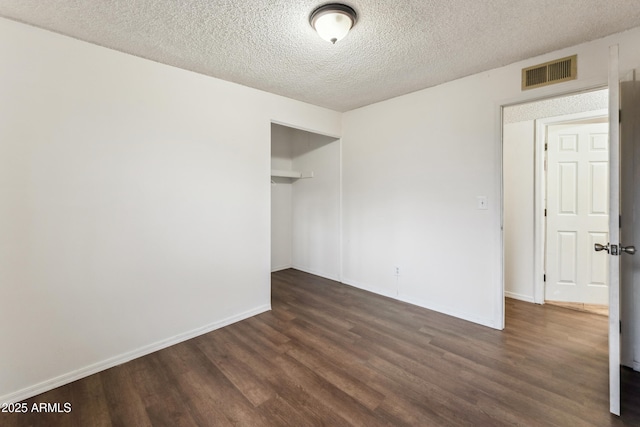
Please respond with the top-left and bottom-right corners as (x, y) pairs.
(394, 266), (400, 276)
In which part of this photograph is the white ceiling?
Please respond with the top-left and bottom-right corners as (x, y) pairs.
(2, 1), (640, 112)
(503, 89), (608, 124)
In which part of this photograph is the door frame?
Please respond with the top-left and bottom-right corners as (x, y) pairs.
(533, 109), (609, 304)
(500, 89), (608, 318)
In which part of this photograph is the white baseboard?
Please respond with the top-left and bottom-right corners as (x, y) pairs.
(271, 264), (292, 273)
(340, 277), (498, 330)
(504, 291), (535, 303)
(0, 304), (271, 405)
(291, 265), (340, 282)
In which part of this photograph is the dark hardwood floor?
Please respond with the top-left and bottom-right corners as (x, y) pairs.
(3, 268), (639, 426)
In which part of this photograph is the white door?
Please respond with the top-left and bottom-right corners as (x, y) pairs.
(620, 62), (640, 374)
(545, 122), (609, 305)
(610, 46), (640, 415)
(601, 44), (640, 416)
(606, 44), (622, 417)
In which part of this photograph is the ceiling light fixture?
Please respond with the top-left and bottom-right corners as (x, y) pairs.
(309, 3), (357, 44)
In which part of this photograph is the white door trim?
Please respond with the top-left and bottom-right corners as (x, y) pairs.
(533, 109), (608, 304)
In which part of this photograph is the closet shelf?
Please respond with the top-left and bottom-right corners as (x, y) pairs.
(271, 169), (314, 179)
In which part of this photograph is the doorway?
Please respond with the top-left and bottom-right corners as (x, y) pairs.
(270, 122), (342, 281)
(503, 89), (609, 309)
(502, 51), (640, 416)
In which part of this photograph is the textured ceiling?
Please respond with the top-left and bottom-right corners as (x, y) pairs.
(2, 1), (640, 112)
(504, 89), (608, 124)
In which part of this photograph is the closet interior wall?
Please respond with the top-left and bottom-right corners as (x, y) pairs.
(270, 123), (340, 281)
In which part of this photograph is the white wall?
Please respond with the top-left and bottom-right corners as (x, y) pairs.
(342, 26), (640, 329)
(0, 17), (341, 402)
(291, 131), (341, 281)
(271, 125), (294, 271)
(503, 121), (535, 302)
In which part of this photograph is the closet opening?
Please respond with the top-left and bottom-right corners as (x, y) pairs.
(270, 122), (341, 282)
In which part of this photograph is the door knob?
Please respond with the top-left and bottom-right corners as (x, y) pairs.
(621, 245), (636, 255)
(595, 243), (610, 253)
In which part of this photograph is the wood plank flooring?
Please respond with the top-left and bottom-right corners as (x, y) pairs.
(2, 268), (639, 426)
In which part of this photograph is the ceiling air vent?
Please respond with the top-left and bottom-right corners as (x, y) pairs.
(522, 55), (577, 90)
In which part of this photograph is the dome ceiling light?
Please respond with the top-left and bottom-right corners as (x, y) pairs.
(309, 3), (357, 44)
